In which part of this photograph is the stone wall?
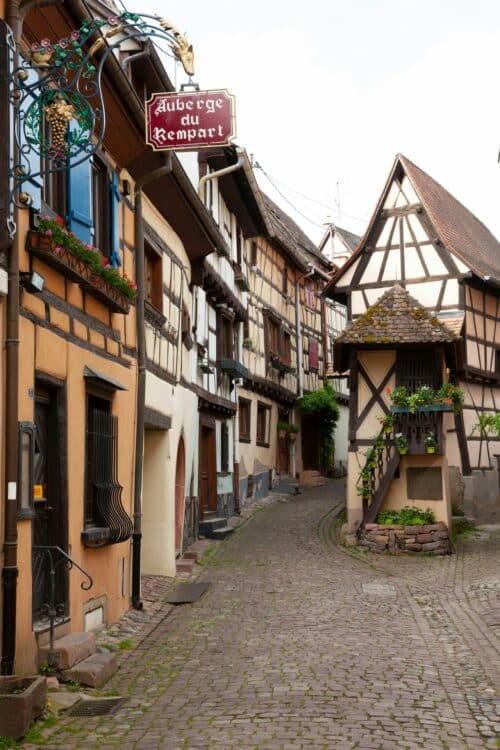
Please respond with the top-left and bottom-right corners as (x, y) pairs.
(359, 522), (450, 555)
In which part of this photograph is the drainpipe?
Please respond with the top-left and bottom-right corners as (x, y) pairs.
(198, 147), (245, 203)
(132, 153), (173, 610)
(295, 266), (315, 399)
(1, 0), (22, 678)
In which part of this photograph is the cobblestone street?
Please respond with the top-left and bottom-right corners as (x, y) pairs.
(29, 481), (499, 750)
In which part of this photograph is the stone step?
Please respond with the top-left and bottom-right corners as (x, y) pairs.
(60, 650), (118, 688)
(183, 539), (212, 560)
(199, 517), (227, 535)
(207, 526), (234, 540)
(38, 632), (96, 670)
(176, 558), (196, 574)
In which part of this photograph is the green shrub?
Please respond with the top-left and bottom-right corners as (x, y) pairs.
(377, 506), (435, 525)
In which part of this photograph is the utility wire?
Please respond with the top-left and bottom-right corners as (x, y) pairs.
(254, 161), (369, 226)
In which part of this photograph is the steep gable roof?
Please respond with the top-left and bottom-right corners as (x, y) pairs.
(325, 154), (500, 296)
(336, 284), (459, 346)
(399, 155), (500, 281)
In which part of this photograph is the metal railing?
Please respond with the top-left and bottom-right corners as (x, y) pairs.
(32, 546), (93, 667)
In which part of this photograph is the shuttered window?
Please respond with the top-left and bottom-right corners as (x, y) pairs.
(239, 398), (251, 441)
(309, 338), (319, 371)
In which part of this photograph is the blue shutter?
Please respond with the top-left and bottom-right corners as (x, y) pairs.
(19, 69), (41, 211)
(110, 171), (122, 267)
(67, 131), (92, 243)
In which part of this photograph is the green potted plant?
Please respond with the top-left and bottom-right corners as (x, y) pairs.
(277, 421), (289, 439)
(394, 432), (409, 455)
(387, 386), (409, 408)
(242, 337), (254, 350)
(287, 423), (299, 442)
(379, 413), (394, 434)
(424, 433), (437, 454)
(436, 383), (464, 413)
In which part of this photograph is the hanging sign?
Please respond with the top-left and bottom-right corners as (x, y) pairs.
(146, 89), (236, 151)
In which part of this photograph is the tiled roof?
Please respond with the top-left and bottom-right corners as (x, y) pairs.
(400, 155), (500, 280)
(336, 227), (361, 252)
(262, 194), (331, 269)
(337, 284), (459, 345)
(325, 154), (500, 297)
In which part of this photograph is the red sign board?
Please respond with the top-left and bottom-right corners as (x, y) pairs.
(146, 89), (236, 152)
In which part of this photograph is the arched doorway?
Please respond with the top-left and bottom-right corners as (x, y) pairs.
(175, 436), (186, 555)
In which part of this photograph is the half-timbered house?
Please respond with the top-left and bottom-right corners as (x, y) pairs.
(9, 0), (142, 673)
(326, 153), (500, 526)
(264, 198), (333, 482)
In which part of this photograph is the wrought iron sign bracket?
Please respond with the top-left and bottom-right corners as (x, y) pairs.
(7, 9), (195, 220)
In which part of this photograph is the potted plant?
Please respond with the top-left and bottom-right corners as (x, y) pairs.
(379, 413), (394, 434)
(436, 383), (464, 413)
(424, 433), (437, 454)
(277, 421), (289, 439)
(288, 424), (299, 442)
(387, 386), (409, 408)
(242, 337), (254, 350)
(0, 675), (47, 740)
(395, 432), (409, 455)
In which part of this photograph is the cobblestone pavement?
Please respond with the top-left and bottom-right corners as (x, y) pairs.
(27, 481), (499, 750)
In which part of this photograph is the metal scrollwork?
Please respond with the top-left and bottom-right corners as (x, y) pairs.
(10, 10), (196, 209)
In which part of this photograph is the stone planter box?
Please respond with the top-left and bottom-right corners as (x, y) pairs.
(0, 675), (47, 740)
(360, 522), (450, 555)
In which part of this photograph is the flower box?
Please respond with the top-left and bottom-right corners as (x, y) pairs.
(219, 358), (249, 379)
(391, 404), (453, 413)
(27, 220), (137, 315)
(0, 676), (47, 740)
(81, 275), (131, 314)
(27, 231), (91, 285)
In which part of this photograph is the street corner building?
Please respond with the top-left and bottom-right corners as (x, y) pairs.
(326, 153), (500, 549)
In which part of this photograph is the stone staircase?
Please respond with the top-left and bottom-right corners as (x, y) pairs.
(38, 631), (117, 688)
(301, 470), (326, 487)
(198, 512), (234, 540)
(175, 539), (212, 574)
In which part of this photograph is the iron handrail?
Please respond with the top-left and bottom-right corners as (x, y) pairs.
(32, 546), (93, 666)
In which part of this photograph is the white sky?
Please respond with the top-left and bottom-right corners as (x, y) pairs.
(135, 0), (500, 245)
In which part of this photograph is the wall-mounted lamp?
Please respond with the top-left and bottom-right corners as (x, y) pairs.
(20, 271), (45, 294)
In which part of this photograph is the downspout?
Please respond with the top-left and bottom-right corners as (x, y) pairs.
(295, 266), (315, 398)
(1, 0), (22, 677)
(132, 153), (173, 610)
(198, 147), (245, 202)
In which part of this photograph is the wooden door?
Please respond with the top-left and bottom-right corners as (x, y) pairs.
(32, 387), (68, 624)
(278, 434), (290, 474)
(199, 424), (217, 517)
(301, 414), (320, 470)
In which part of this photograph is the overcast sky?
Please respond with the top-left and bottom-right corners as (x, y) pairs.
(137, 0), (500, 245)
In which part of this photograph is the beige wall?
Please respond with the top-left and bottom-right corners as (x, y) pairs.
(238, 389), (280, 481)
(346, 348), (452, 531)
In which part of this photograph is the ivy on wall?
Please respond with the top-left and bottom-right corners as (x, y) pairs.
(296, 382), (340, 471)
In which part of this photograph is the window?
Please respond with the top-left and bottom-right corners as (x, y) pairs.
(268, 318), (280, 355)
(396, 349), (440, 391)
(91, 157), (111, 256)
(309, 337), (319, 371)
(256, 402), (271, 446)
(85, 394), (111, 526)
(220, 314), (234, 359)
(236, 231), (242, 266)
(144, 240), (163, 310)
(221, 422), (229, 473)
(282, 267), (288, 296)
(250, 241), (258, 266)
(42, 143), (67, 219)
(283, 331), (291, 366)
(239, 398), (251, 442)
(84, 393), (132, 543)
(305, 282), (316, 308)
